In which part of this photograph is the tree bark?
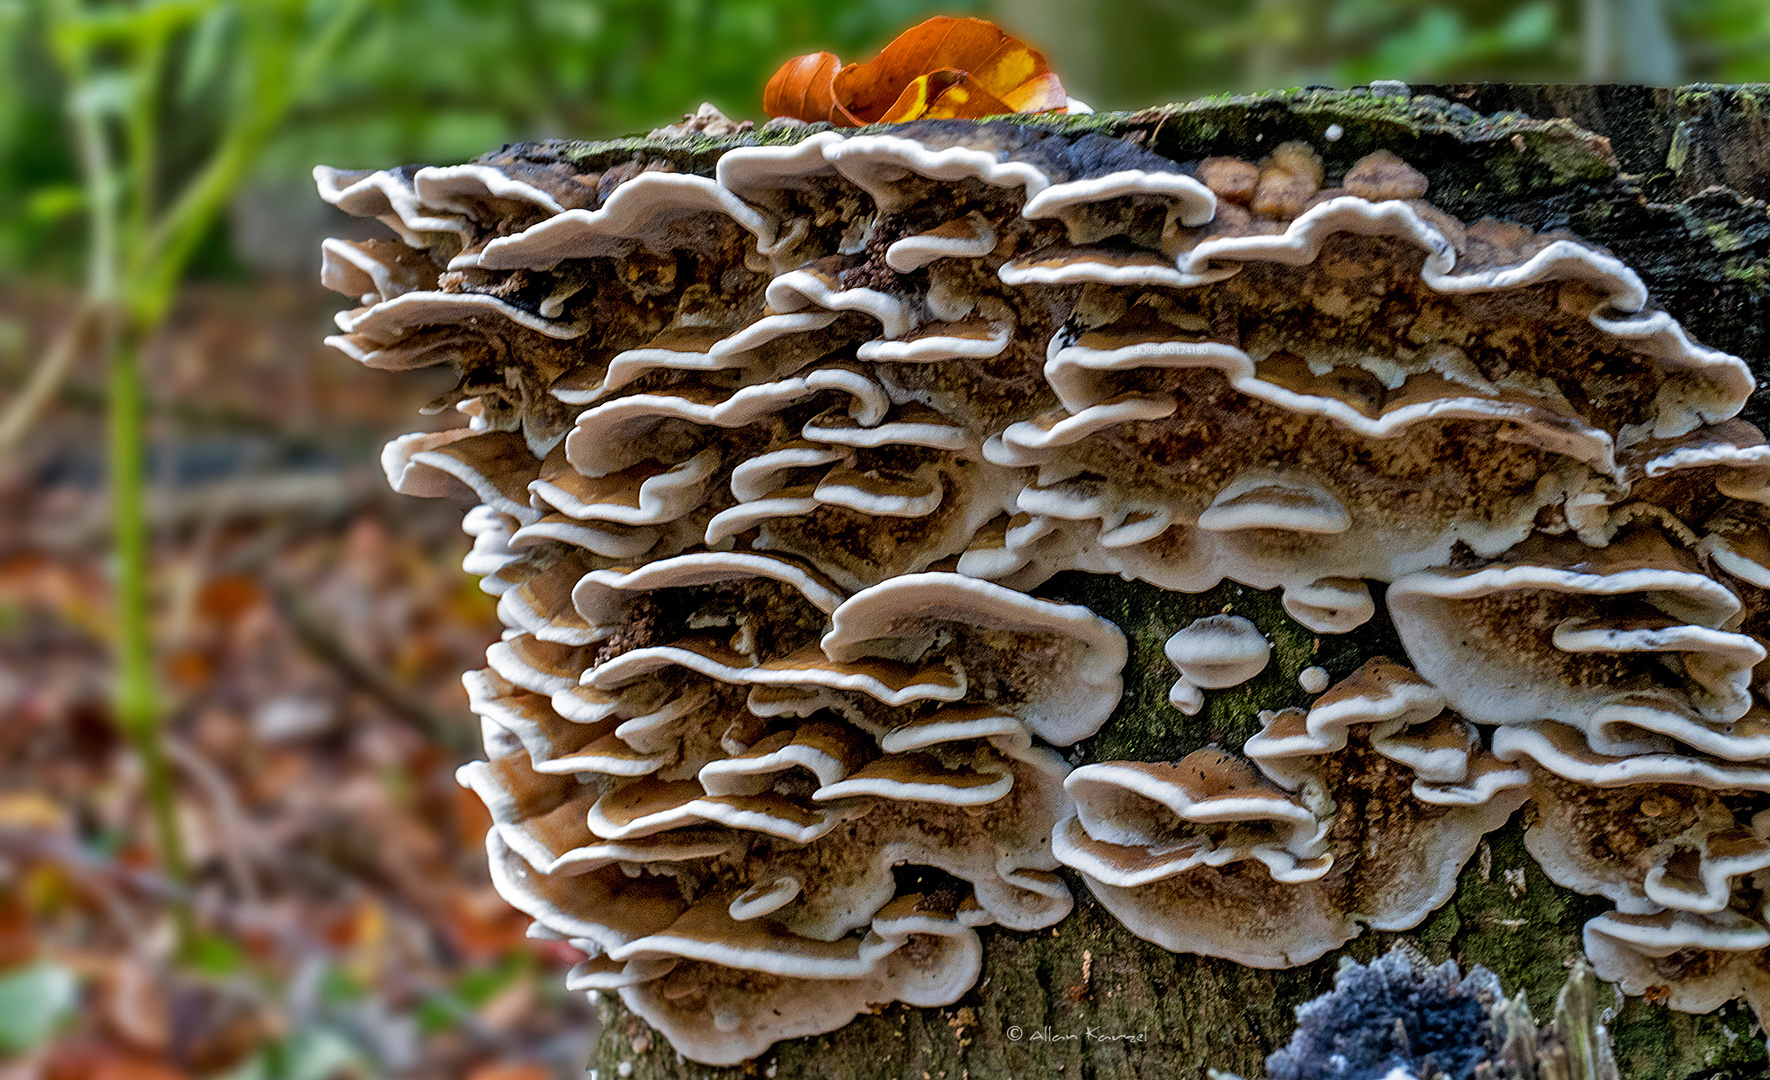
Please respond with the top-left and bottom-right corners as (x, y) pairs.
(587, 84), (1770, 1080)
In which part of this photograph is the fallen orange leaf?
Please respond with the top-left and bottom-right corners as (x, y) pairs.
(765, 16), (1068, 127)
(44, 1046), (191, 1080)
(873, 69), (1009, 125)
(763, 50), (841, 124)
(194, 573), (263, 624)
(445, 887), (531, 962)
(0, 792), (67, 831)
(164, 647), (213, 690)
(465, 1063), (552, 1080)
(0, 891), (34, 969)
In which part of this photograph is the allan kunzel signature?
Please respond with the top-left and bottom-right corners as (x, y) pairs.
(1005, 1025), (1149, 1043)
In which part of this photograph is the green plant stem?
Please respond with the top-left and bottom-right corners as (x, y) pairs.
(44, 0), (368, 960)
(107, 320), (192, 948)
(50, 0), (192, 951)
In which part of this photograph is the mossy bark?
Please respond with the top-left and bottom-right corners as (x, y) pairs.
(582, 85), (1770, 1080)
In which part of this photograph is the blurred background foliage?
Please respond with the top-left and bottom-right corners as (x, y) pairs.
(4, 0), (1770, 284)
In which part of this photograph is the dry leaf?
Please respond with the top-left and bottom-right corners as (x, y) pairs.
(763, 51), (840, 124)
(99, 961), (171, 1055)
(440, 887), (531, 963)
(0, 793), (67, 832)
(0, 893), (35, 971)
(43, 1045), (191, 1080)
(765, 16), (1067, 127)
(465, 1063), (552, 1080)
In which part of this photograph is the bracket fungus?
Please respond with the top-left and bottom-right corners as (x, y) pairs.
(319, 111), (1770, 1062)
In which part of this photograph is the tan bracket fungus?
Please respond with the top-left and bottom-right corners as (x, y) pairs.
(1056, 659), (1531, 968)
(319, 118), (1770, 1061)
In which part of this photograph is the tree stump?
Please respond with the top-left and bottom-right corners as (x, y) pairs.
(594, 85), (1770, 1080)
(317, 83), (1770, 1080)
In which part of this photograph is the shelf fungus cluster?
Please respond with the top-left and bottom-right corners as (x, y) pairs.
(318, 118), (1770, 1059)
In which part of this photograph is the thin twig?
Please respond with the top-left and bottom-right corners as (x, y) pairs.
(160, 732), (263, 905)
(0, 827), (179, 937)
(0, 301), (98, 456)
(269, 575), (479, 756)
(36, 466), (384, 550)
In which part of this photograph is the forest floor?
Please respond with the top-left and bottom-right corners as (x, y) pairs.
(0, 280), (597, 1080)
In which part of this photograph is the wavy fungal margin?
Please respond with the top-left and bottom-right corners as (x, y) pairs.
(318, 120), (1770, 1063)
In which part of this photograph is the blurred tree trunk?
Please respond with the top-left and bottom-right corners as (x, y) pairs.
(593, 83), (1770, 1080)
(1585, 0), (1682, 84)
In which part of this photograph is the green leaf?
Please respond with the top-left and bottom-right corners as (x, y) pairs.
(452, 948), (532, 1007)
(186, 930), (248, 976)
(67, 70), (137, 120)
(280, 1026), (369, 1080)
(178, 1), (238, 103)
(1498, 1), (1558, 50)
(318, 964), (368, 1005)
(0, 962), (79, 1055)
(414, 994), (459, 1036)
(25, 184), (85, 222)
(53, 0), (224, 49)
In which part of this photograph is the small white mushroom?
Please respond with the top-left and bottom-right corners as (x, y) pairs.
(1168, 678), (1205, 716)
(728, 876), (804, 921)
(1165, 614), (1271, 690)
